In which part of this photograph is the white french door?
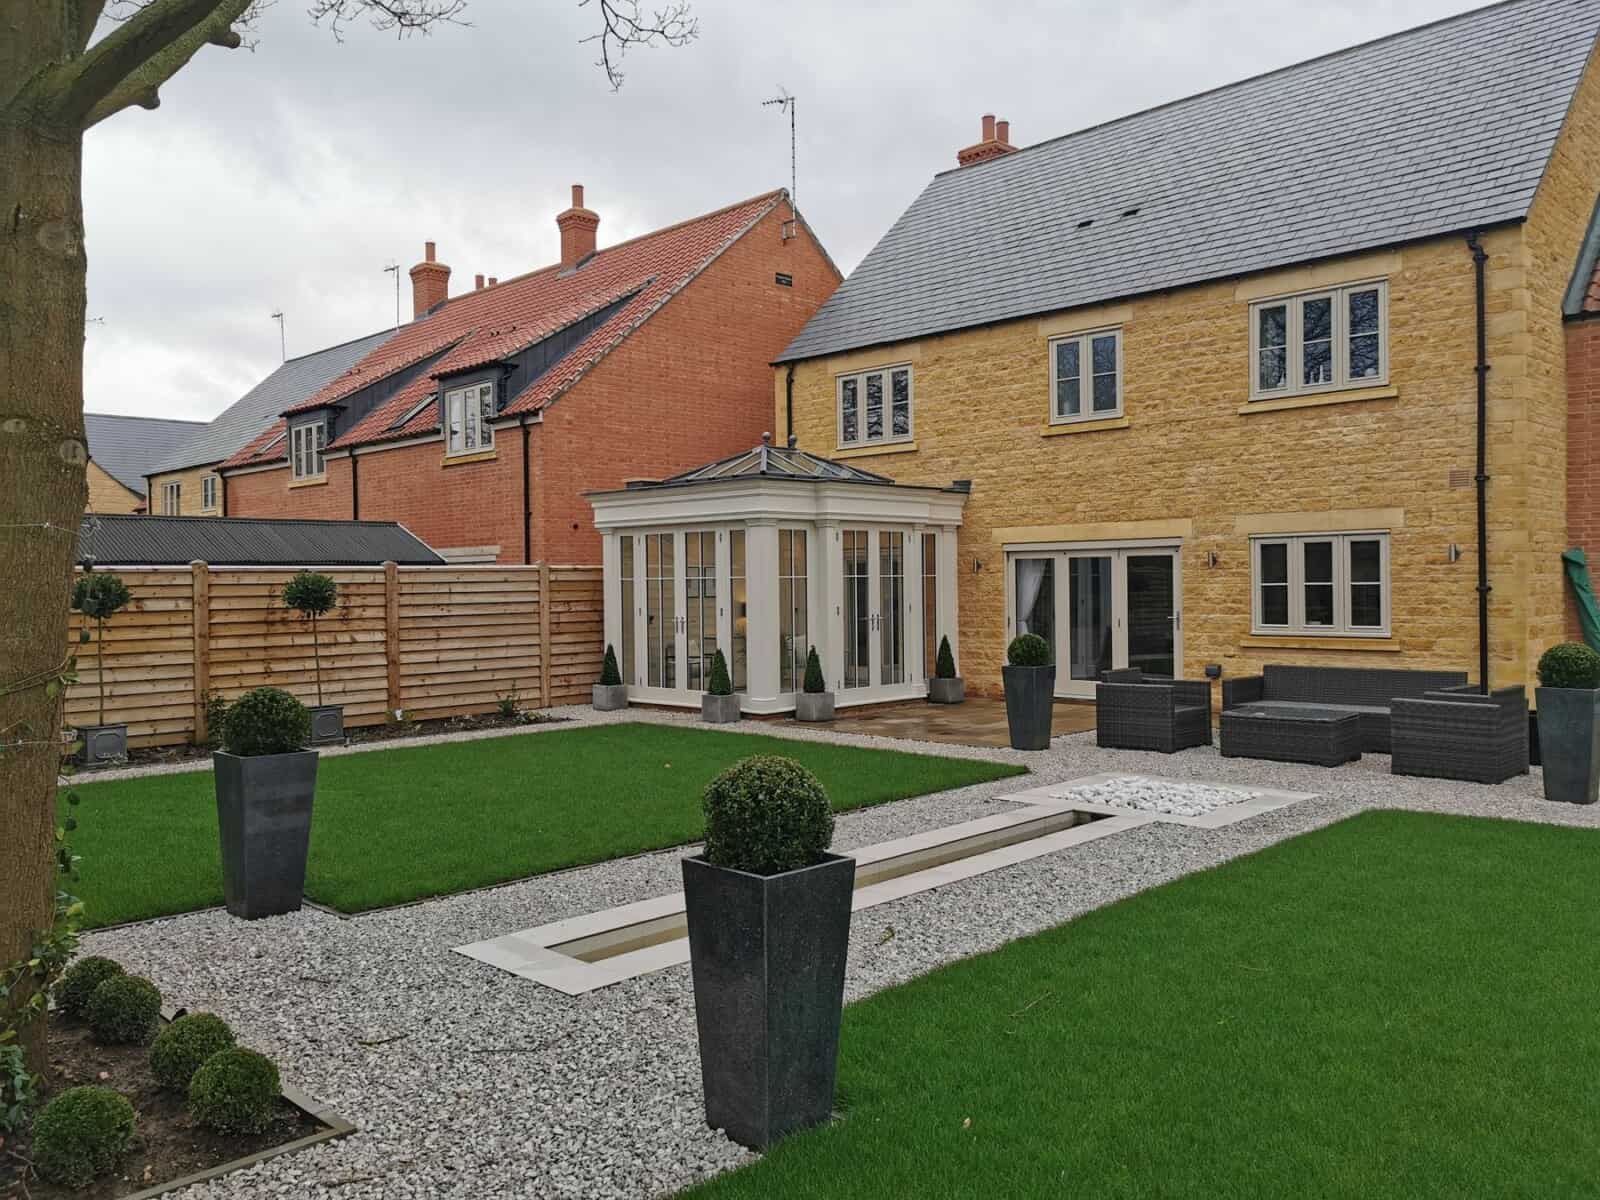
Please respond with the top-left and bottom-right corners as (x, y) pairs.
(839, 526), (920, 703)
(626, 529), (734, 704)
(1008, 545), (1182, 699)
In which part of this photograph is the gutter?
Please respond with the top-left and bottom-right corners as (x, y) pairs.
(521, 415), (533, 564)
(1466, 232), (1492, 693)
(784, 363), (796, 443)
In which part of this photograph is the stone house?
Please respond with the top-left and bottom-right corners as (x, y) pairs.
(751, 0), (1600, 704)
(219, 188), (839, 564)
(84, 413), (205, 514)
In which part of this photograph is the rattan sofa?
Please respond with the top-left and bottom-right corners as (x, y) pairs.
(1222, 665), (1468, 754)
(1389, 685), (1529, 784)
(1095, 669), (1212, 754)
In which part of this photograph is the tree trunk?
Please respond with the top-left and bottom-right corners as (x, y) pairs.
(0, 93), (90, 1070)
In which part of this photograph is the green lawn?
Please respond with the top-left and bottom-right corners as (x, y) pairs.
(689, 811), (1600, 1199)
(71, 724), (1021, 927)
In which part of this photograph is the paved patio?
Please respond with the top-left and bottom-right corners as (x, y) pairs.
(815, 696), (1096, 747)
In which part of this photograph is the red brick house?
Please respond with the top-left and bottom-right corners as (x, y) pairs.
(221, 187), (839, 563)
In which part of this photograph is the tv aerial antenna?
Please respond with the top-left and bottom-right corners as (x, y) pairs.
(383, 261), (401, 328)
(762, 87), (797, 232)
(270, 310), (286, 361)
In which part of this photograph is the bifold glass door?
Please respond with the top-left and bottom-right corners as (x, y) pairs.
(628, 529), (731, 701)
(841, 526), (917, 700)
(1009, 547), (1181, 698)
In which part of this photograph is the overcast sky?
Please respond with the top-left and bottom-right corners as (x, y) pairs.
(82, 0), (1481, 420)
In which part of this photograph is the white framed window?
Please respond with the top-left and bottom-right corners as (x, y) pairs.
(1049, 327), (1122, 423)
(201, 474), (218, 510)
(1249, 281), (1387, 400)
(1251, 532), (1391, 636)
(161, 481), (181, 515)
(290, 421), (326, 480)
(837, 365), (912, 448)
(444, 381), (496, 456)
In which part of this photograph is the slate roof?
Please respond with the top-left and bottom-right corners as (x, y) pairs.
(225, 191), (791, 469)
(84, 413), (207, 497)
(147, 327), (398, 476)
(77, 513), (443, 567)
(778, 0), (1600, 363)
(661, 440), (895, 485)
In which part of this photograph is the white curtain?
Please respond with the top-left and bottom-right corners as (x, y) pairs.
(1015, 559), (1048, 636)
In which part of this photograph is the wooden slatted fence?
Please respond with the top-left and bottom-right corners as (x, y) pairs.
(65, 563), (602, 748)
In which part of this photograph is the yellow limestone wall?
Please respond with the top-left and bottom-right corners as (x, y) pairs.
(144, 464), (224, 516)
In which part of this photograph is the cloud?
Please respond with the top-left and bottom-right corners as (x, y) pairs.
(82, 0), (1477, 420)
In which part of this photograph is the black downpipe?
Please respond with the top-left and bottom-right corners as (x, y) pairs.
(218, 471), (227, 518)
(1467, 232), (1491, 694)
(521, 416), (533, 565)
(784, 363), (796, 443)
(350, 451), (360, 520)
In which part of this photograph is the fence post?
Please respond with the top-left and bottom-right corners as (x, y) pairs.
(190, 560), (210, 745)
(384, 560), (401, 718)
(538, 561), (552, 708)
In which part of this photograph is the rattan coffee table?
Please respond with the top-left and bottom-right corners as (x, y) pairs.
(1220, 706), (1362, 767)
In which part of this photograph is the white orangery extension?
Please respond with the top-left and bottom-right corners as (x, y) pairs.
(589, 440), (968, 714)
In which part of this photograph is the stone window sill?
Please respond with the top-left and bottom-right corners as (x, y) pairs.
(1042, 415), (1131, 437)
(1241, 634), (1401, 653)
(288, 477), (328, 490)
(833, 440), (917, 460)
(443, 449), (498, 467)
(1238, 384), (1398, 415)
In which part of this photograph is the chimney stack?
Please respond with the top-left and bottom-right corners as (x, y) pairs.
(474, 273), (485, 290)
(556, 183), (600, 270)
(956, 114), (1017, 168)
(409, 241), (450, 318)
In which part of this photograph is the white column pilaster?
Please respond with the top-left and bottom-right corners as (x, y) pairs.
(938, 525), (961, 675)
(746, 520), (781, 705)
(815, 520), (844, 692)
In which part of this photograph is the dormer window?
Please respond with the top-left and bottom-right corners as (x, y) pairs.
(444, 381), (496, 456)
(290, 420), (326, 480)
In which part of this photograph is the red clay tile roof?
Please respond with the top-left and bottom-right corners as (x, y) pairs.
(225, 191), (786, 469)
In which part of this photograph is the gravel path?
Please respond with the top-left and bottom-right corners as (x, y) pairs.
(82, 708), (1600, 1199)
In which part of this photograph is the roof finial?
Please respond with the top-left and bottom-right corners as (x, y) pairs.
(787, 433), (797, 449)
(761, 431), (772, 444)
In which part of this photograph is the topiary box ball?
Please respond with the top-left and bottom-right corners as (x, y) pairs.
(189, 1047), (281, 1134)
(1007, 633), (1051, 667)
(1537, 642), (1600, 690)
(55, 955), (124, 1020)
(86, 974), (162, 1046)
(30, 1086), (136, 1188)
(150, 1012), (237, 1092)
(702, 755), (834, 876)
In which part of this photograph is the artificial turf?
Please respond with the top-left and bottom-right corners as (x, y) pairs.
(687, 810), (1600, 1199)
(69, 723), (1021, 926)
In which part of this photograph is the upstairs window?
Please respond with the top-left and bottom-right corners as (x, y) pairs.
(201, 474), (218, 510)
(838, 365), (912, 449)
(291, 420), (326, 480)
(1050, 328), (1122, 423)
(1252, 532), (1390, 636)
(1250, 281), (1387, 400)
(444, 381), (496, 456)
(161, 481), (181, 515)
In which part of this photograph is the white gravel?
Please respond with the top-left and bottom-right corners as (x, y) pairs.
(80, 707), (1600, 1199)
(1060, 773), (1254, 817)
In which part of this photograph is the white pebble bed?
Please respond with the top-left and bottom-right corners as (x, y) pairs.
(1062, 774), (1254, 817)
(80, 706), (1600, 1199)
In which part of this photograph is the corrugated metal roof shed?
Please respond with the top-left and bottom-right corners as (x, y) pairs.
(779, 0), (1600, 363)
(78, 514), (444, 567)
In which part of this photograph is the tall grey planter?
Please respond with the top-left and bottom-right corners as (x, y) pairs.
(75, 722), (128, 766)
(682, 853), (855, 1150)
(1535, 687), (1600, 804)
(308, 704), (344, 745)
(1002, 664), (1056, 750)
(214, 749), (318, 919)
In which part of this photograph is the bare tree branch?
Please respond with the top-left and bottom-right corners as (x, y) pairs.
(73, 0), (112, 53)
(36, 0), (249, 128)
(578, 0), (696, 90)
(305, 0), (469, 42)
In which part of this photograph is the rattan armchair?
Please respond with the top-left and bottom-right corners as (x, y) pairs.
(1389, 685), (1529, 784)
(1095, 669), (1212, 754)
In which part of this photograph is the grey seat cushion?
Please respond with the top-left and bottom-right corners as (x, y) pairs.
(1241, 700), (1388, 717)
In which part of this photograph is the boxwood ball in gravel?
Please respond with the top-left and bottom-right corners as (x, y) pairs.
(54, 955), (123, 1019)
(86, 974), (162, 1045)
(189, 1047), (281, 1134)
(150, 1012), (236, 1091)
(30, 1086), (136, 1188)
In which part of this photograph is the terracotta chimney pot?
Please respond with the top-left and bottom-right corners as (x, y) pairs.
(556, 183), (600, 270)
(409, 241), (450, 318)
